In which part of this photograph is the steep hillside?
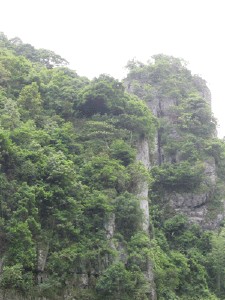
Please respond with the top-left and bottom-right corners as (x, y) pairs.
(0, 34), (225, 299)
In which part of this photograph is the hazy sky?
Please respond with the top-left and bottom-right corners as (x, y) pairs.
(1, 0), (225, 137)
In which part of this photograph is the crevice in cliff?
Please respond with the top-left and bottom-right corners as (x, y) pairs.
(157, 129), (163, 165)
(193, 202), (207, 209)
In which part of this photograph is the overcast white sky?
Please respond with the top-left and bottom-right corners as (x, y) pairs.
(1, 0), (225, 137)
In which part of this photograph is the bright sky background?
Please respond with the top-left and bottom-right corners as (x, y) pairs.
(1, 0), (225, 137)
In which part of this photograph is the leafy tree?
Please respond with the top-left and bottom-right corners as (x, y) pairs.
(207, 229), (225, 297)
(151, 161), (204, 192)
(110, 139), (136, 166)
(6, 221), (36, 270)
(40, 67), (87, 118)
(176, 93), (216, 137)
(0, 49), (32, 98)
(0, 264), (34, 293)
(81, 155), (128, 191)
(114, 192), (143, 239)
(17, 82), (42, 121)
(96, 262), (134, 300)
(77, 75), (126, 116)
(0, 97), (21, 129)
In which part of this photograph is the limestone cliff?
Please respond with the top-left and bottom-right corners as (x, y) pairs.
(124, 55), (224, 228)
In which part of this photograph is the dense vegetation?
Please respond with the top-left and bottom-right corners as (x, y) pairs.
(0, 33), (225, 299)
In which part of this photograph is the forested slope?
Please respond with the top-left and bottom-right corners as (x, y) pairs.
(0, 33), (225, 300)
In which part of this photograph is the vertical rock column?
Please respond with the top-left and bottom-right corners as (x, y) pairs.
(136, 138), (151, 232)
(37, 242), (49, 284)
(136, 137), (157, 300)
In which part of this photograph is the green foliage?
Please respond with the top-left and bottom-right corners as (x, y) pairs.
(204, 139), (225, 179)
(0, 96), (21, 129)
(17, 82), (42, 121)
(116, 96), (157, 138)
(77, 75), (156, 138)
(127, 161), (151, 193)
(176, 93), (216, 137)
(40, 67), (87, 119)
(81, 155), (127, 191)
(151, 161), (204, 192)
(0, 48), (32, 98)
(149, 219), (219, 299)
(148, 239), (181, 299)
(114, 192), (143, 239)
(0, 264), (34, 293)
(77, 75), (126, 116)
(6, 221), (36, 269)
(96, 261), (149, 300)
(206, 229), (225, 297)
(96, 262), (133, 299)
(125, 55), (194, 103)
(110, 139), (136, 166)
